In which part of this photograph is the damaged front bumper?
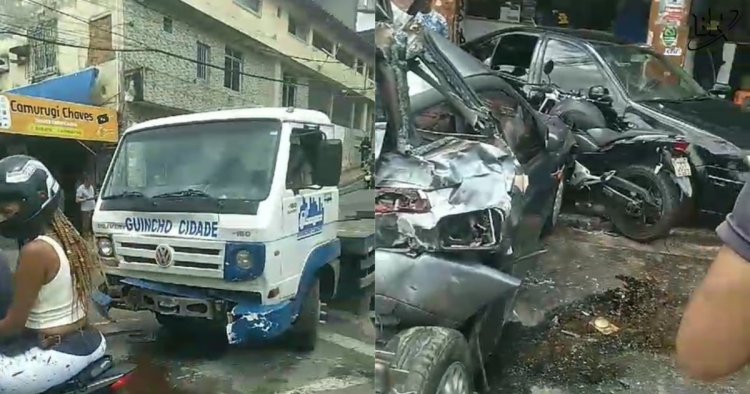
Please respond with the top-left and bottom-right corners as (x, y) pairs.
(374, 250), (521, 330)
(93, 277), (296, 345)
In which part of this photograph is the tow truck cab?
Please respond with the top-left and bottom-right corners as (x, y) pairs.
(92, 107), (348, 346)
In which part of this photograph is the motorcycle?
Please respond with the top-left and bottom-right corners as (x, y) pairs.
(359, 138), (374, 189)
(45, 356), (136, 393)
(531, 81), (693, 242)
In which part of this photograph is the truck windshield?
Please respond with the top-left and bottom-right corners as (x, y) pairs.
(102, 119), (281, 202)
(595, 44), (708, 102)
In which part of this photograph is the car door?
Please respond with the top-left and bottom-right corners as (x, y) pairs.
(474, 83), (558, 276)
(538, 37), (626, 112)
(487, 32), (543, 92)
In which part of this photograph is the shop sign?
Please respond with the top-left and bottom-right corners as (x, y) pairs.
(661, 25), (679, 47)
(0, 94), (118, 143)
(664, 47), (683, 57)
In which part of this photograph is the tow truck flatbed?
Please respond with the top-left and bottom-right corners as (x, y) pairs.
(336, 214), (375, 294)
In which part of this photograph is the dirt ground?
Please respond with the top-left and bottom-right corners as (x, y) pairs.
(486, 218), (750, 394)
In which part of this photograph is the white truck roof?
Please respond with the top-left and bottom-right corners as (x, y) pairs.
(124, 107), (333, 136)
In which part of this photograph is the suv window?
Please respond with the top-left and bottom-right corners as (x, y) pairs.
(476, 88), (544, 163)
(542, 39), (614, 94)
(414, 102), (456, 133)
(465, 34), (502, 64)
(490, 34), (539, 81)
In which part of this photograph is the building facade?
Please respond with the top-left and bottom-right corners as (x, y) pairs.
(356, 0), (375, 32)
(0, 0), (375, 132)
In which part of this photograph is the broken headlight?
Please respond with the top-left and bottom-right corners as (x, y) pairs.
(375, 188), (431, 213)
(438, 209), (503, 250)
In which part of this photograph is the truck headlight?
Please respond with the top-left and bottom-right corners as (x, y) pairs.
(235, 250), (253, 269)
(96, 237), (114, 257)
(224, 243), (266, 282)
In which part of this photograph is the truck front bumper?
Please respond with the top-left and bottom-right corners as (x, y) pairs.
(94, 276), (295, 345)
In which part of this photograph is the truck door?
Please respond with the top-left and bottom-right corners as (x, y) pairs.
(281, 130), (335, 278)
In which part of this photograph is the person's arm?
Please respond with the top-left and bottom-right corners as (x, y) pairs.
(676, 183), (750, 381)
(0, 241), (53, 337)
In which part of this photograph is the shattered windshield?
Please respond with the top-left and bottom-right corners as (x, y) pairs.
(102, 119), (281, 201)
(595, 44), (707, 102)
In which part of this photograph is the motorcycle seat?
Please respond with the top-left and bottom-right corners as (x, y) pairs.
(585, 128), (676, 147)
(44, 356), (114, 393)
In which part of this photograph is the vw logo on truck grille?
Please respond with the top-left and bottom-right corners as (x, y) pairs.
(154, 244), (175, 268)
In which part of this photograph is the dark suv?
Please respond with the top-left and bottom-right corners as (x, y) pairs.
(463, 26), (750, 220)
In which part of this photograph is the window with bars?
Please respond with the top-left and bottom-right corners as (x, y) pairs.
(29, 19), (58, 80)
(197, 42), (210, 81)
(224, 46), (243, 91)
(282, 74), (297, 107)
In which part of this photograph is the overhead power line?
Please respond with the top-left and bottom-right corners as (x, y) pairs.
(13, 0), (375, 90)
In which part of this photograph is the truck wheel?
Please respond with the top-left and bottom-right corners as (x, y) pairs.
(288, 278), (320, 352)
(388, 327), (474, 394)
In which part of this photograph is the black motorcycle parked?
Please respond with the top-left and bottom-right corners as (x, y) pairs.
(530, 67), (693, 242)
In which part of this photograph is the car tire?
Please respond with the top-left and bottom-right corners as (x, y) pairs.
(542, 175), (565, 237)
(387, 326), (474, 394)
(607, 164), (681, 242)
(288, 277), (321, 352)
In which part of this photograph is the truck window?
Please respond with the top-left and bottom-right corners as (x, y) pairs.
(286, 130), (319, 190)
(103, 119), (281, 201)
(542, 39), (615, 95)
(477, 88), (544, 164)
(490, 34), (539, 81)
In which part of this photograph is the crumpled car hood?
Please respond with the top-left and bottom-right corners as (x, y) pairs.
(376, 137), (518, 251)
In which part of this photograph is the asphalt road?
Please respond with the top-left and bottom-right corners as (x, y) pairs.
(487, 216), (750, 394)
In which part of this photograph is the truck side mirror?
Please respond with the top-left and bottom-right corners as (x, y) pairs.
(314, 139), (343, 187)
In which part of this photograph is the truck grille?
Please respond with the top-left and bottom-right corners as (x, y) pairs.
(112, 234), (225, 279)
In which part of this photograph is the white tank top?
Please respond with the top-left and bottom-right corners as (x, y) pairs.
(25, 235), (85, 329)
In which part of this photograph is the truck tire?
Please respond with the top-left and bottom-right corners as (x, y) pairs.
(288, 278), (320, 352)
(387, 327), (474, 394)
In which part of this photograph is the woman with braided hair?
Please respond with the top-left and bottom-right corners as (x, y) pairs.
(0, 155), (106, 393)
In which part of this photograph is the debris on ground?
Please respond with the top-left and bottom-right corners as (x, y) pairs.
(489, 275), (684, 390)
(590, 317), (619, 335)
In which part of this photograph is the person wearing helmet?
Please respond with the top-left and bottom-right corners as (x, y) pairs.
(0, 156), (106, 393)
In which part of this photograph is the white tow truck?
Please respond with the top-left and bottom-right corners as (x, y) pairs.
(92, 108), (374, 349)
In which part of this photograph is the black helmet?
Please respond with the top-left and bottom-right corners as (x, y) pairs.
(0, 155), (61, 240)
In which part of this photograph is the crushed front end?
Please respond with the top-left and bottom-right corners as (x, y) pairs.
(374, 137), (522, 338)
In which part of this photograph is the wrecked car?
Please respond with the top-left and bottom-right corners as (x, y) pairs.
(463, 26), (750, 221)
(374, 2), (568, 392)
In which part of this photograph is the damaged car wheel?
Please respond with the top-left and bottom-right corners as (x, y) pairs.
(542, 175), (565, 237)
(387, 327), (474, 394)
(288, 277), (321, 352)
